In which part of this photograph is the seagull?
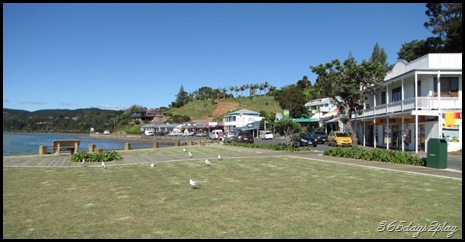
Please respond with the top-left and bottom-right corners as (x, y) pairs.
(205, 159), (212, 166)
(151, 162), (156, 168)
(101, 162), (107, 169)
(189, 179), (200, 189)
(188, 151), (193, 158)
(183, 148), (186, 152)
(81, 159), (88, 167)
(218, 154), (222, 160)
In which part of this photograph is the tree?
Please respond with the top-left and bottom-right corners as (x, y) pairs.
(397, 37), (443, 62)
(296, 76), (311, 89)
(124, 104), (146, 114)
(175, 85), (189, 108)
(310, 54), (387, 146)
(424, 3), (462, 53)
(369, 42), (390, 70)
(275, 84), (308, 118)
(273, 118), (302, 147)
(397, 3), (462, 61)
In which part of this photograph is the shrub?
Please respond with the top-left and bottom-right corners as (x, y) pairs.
(71, 150), (123, 162)
(324, 147), (424, 166)
(224, 142), (312, 152)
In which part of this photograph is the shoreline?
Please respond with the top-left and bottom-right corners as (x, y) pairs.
(3, 132), (215, 156)
(87, 133), (214, 145)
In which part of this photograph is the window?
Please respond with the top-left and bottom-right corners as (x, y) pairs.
(434, 77), (459, 97)
(381, 91), (386, 104)
(392, 87), (401, 102)
(417, 80), (421, 96)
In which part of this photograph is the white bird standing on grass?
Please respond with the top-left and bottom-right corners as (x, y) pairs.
(101, 162), (107, 169)
(205, 159), (212, 166)
(218, 154), (222, 160)
(189, 179), (200, 189)
(151, 162), (156, 168)
(81, 159), (88, 167)
(183, 148), (186, 152)
(188, 151), (193, 158)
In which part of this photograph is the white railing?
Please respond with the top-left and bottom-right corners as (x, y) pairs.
(374, 104), (387, 115)
(357, 97), (461, 118)
(416, 97), (462, 110)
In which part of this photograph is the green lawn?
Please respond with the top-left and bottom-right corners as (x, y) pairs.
(3, 148), (462, 239)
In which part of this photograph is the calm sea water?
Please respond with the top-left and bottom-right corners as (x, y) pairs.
(3, 132), (161, 155)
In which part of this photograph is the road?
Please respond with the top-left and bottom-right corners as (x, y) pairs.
(254, 136), (462, 172)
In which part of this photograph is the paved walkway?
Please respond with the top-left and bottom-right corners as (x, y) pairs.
(3, 147), (461, 180)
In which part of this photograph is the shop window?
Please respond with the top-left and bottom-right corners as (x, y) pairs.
(434, 77), (459, 97)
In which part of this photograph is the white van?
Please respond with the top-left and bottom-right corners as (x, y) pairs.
(260, 130), (273, 140)
(144, 130), (154, 136)
(209, 129), (224, 140)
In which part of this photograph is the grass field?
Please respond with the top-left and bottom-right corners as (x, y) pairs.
(3, 147), (462, 239)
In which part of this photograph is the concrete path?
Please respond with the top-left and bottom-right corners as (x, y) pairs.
(3, 146), (461, 180)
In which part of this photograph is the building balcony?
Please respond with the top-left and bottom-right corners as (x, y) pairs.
(354, 97), (462, 119)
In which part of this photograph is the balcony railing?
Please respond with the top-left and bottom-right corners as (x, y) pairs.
(354, 97), (461, 118)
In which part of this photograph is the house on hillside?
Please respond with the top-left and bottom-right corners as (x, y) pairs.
(351, 53), (462, 153)
(131, 108), (166, 123)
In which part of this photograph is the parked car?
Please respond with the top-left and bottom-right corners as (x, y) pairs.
(144, 130), (154, 136)
(209, 129), (224, 140)
(291, 133), (317, 147)
(225, 131), (236, 143)
(260, 130), (274, 140)
(195, 131), (207, 137)
(233, 131), (254, 143)
(103, 130), (111, 135)
(309, 131), (328, 144)
(328, 131), (353, 147)
(168, 130), (183, 136)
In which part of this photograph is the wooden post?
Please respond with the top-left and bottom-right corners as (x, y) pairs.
(54, 143), (61, 155)
(125, 143), (131, 150)
(39, 146), (47, 155)
(188, 140), (193, 146)
(174, 140), (180, 146)
(88, 144), (96, 153)
(153, 142), (158, 149)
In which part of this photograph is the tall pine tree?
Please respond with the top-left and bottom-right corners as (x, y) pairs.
(174, 85), (189, 108)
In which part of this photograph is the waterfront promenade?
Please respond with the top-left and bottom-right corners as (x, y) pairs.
(3, 144), (461, 180)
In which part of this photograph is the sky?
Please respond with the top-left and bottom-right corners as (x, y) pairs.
(3, 3), (433, 112)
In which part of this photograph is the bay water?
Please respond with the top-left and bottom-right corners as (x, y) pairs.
(3, 132), (162, 155)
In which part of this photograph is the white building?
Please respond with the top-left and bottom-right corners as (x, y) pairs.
(223, 109), (264, 135)
(304, 97), (341, 129)
(352, 53), (462, 153)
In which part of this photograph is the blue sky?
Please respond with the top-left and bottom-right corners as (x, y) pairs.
(3, 3), (432, 112)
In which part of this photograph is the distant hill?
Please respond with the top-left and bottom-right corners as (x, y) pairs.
(3, 108), (121, 118)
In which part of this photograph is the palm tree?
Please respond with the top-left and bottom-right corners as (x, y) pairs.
(222, 87), (228, 99)
(229, 86), (235, 98)
(263, 81), (270, 95)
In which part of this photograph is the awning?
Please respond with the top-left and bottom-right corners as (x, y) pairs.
(293, 118), (315, 123)
(326, 117), (340, 123)
(320, 108), (339, 120)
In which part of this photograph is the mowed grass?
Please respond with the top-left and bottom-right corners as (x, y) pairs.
(3, 147), (462, 239)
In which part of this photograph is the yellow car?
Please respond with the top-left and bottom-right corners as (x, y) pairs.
(328, 131), (353, 147)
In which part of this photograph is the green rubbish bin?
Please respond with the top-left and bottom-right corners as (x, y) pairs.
(426, 138), (448, 169)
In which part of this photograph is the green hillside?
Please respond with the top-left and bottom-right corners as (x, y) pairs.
(166, 95), (282, 121)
